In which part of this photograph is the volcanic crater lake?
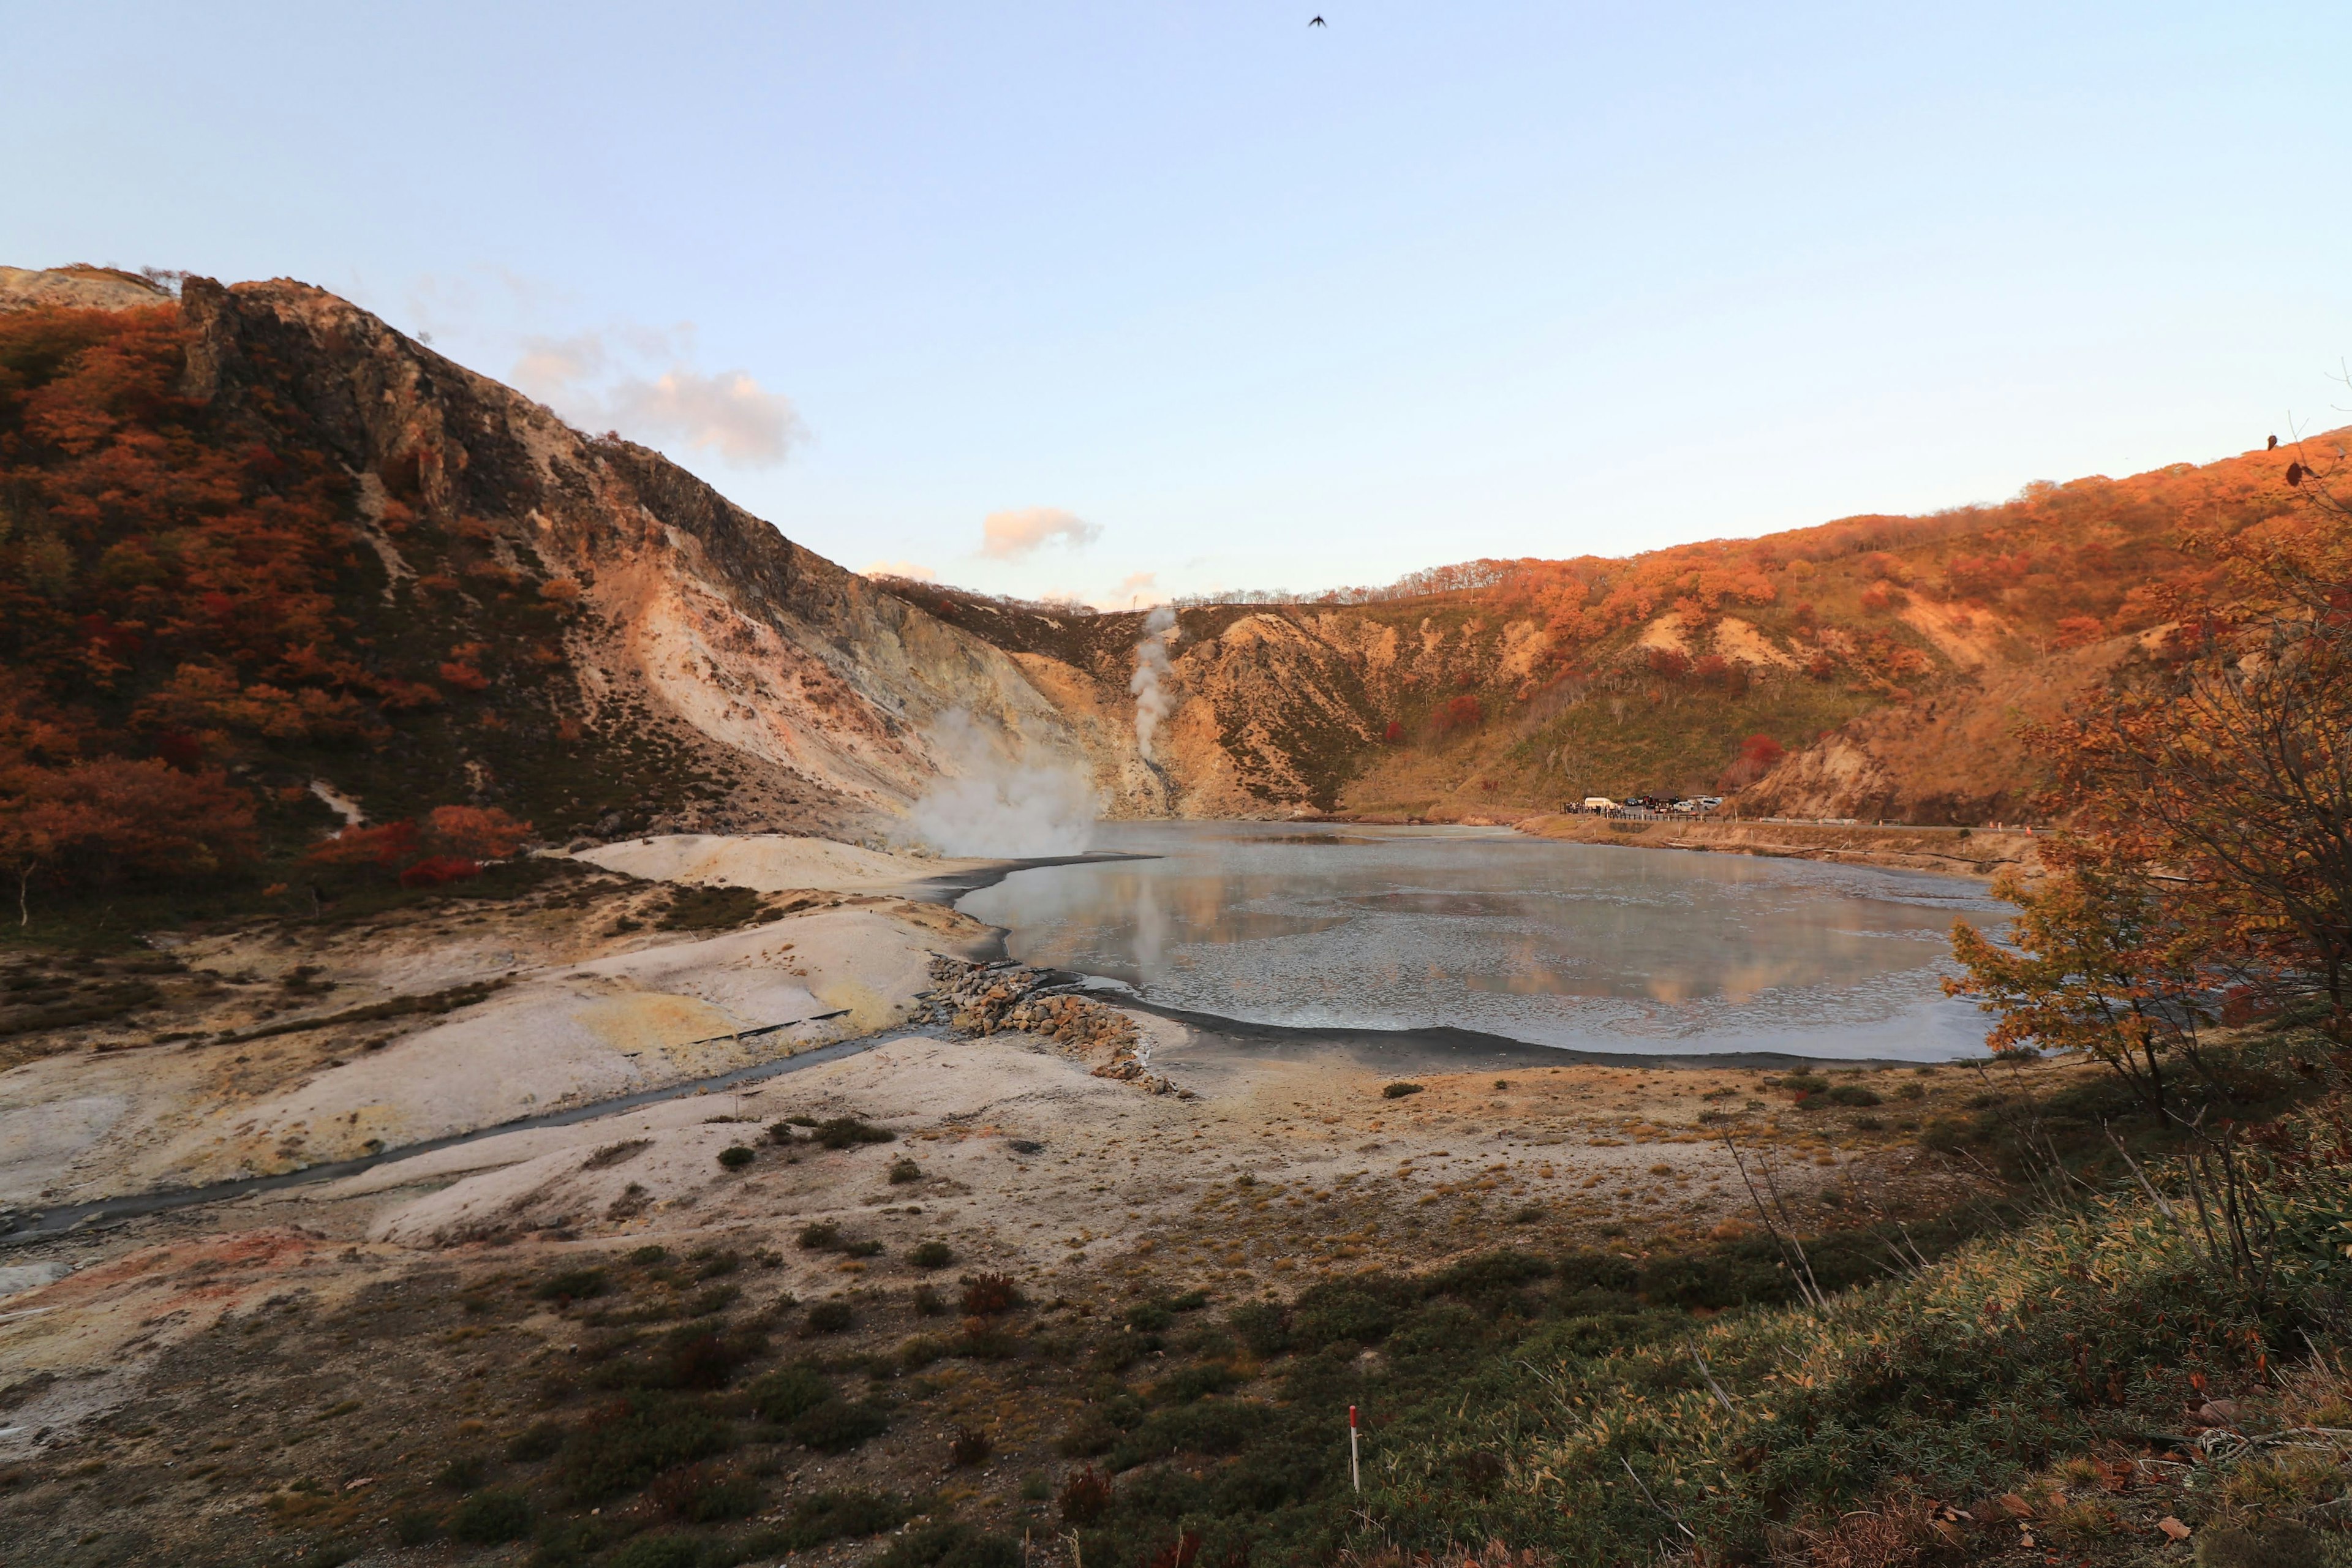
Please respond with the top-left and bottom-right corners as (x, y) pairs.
(956, 821), (2006, 1060)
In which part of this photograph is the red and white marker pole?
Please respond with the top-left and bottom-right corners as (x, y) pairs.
(1348, 1405), (1360, 1493)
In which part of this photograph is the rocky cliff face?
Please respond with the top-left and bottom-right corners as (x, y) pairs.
(6, 265), (2319, 842)
(6, 266), (1091, 842)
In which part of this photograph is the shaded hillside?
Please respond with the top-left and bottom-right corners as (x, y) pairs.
(0, 268), (1084, 916)
(903, 432), (2335, 824)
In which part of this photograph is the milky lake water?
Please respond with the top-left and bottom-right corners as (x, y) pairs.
(956, 822), (2007, 1060)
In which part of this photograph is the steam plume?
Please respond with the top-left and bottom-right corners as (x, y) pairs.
(908, 709), (1098, 858)
(1130, 606), (1178, 761)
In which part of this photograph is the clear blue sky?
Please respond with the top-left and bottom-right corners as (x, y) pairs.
(8, 2), (2348, 606)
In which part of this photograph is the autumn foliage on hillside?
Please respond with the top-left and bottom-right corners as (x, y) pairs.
(0, 301), (533, 920)
(1953, 450), (2352, 1077)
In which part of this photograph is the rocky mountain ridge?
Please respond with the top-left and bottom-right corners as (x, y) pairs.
(3, 264), (2330, 865)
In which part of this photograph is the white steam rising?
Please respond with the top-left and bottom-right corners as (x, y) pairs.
(1130, 606), (1178, 761)
(908, 709), (1099, 858)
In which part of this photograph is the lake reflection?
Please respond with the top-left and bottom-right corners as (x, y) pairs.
(956, 822), (2006, 1060)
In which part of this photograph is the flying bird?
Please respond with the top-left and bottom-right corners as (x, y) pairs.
(1309, 15), (1326, 25)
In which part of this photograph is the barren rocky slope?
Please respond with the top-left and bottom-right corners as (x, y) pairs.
(1, 266), (1102, 849)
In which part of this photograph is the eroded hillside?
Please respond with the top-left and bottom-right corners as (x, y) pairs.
(897, 431), (2335, 826)
(0, 266), (1088, 917)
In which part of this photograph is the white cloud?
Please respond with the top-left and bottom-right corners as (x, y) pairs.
(608, 366), (804, 467)
(864, 559), (937, 582)
(511, 327), (805, 470)
(1102, 570), (1164, 609)
(980, 506), (1101, 560)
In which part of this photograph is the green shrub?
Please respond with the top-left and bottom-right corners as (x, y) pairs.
(1826, 1084), (1882, 1107)
(391, 1509), (440, 1545)
(889, 1156), (923, 1183)
(1556, 1251), (1640, 1293)
(798, 1220), (842, 1250)
(791, 1398), (891, 1453)
(448, 1487), (532, 1544)
(717, 1145), (755, 1169)
(1390, 1300), (1486, 1355)
(433, 1453), (484, 1491)
(1638, 1246), (1787, 1310)
(1381, 1082), (1424, 1099)
(1427, 1250), (1551, 1300)
(803, 1299), (854, 1335)
(748, 1365), (832, 1423)
(533, 1267), (608, 1303)
(1289, 1277), (1404, 1348)
(910, 1241), (954, 1269)
(1110, 1400), (1272, 1468)
(1152, 1361), (1242, 1403)
(651, 1461), (760, 1522)
(876, 1521), (1022, 1568)
(558, 1392), (734, 1503)
(814, 1116), (895, 1149)
(606, 1533), (706, 1568)
(505, 1421), (565, 1463)
(756, 1488), (911, 1550)
(1228, 1300), (1289, 1356)
(526, 1517), (606, 1566)
(1055, 1411), (1117, 1458)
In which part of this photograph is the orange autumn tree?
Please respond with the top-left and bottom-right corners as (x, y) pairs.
(0, 756), (256, 925)
(1950, 439), (2352, 1058)
(304, 804), (533, 888)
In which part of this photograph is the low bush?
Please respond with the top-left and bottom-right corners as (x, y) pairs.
(1056, 1411), (1118, 1458)
(803, 1300), (855, 1335)
(1110, 1399), (1272, 1468)
(877, 1521), (1022, 1568)
(448, 1487), (532, 1544)
(433, 1454), (484, 1491)
(889, 1156), (924, 1183)
(960, 1272), (1022, 1316)
(1228, 1300), (1289, 1356)
(558, 1392), (734, 1504)
(949, 1424), (993, 1465)
(1289, 1276), (1406, 1348)
(814, 1116), (895, 1149)
(650, 1461), (760, 1522)
(910, 1241), (954, 1269)
(791, 1398), (891, 1453)
(1060, 1463), (1114, 1523)
(606, 1534), (706, 1568)
(717, 1145), (755, 1169)
(748, 1365), (834, 1423)
(533, 1267), (608, 1303)
(759, 1488), (911, 1550)
(504, 1421), (565, 1463)
(798, 1220), (842, 1250)
(1381, 1082), (1424, 1099)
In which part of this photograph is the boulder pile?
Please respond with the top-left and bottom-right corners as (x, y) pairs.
(922, 957), (1182, 1095)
